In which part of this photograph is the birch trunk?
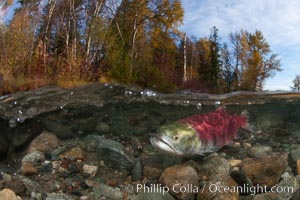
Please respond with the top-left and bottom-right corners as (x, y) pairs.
(183, 33), (187, 83)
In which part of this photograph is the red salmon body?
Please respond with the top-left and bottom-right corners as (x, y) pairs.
(178, 108), (247, 151)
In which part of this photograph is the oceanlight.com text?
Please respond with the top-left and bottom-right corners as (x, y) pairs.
(125, 183), (294, 196)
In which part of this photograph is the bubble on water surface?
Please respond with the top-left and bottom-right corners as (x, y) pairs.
(196, 102), (202, 110)
(182, 100), (190, 106)
(124, 90), (133, 97)
(214, 101), (221, 107)
(141, 89), (158, 97)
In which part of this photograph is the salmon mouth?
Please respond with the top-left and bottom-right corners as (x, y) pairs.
(150, 136), (181, 155)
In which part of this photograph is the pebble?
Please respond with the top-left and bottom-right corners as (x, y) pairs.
(82, 164), (98, 177)
(230, 170), (253, 195)
(241, 153), (288, 188)
(0, 188), (21, 200)
(297, 160), (300, 175)
(45, 193), (74, 200)
(95, 122), (110, 133)
(196, 155), (230, 178)
(20, 162), (39, 176)
(19, 175), (42, 193)
(3, 177), (27, 196)
(290, 145), (300, 162)
(274, 172), (299, 200)
(92, 182), (123, 200)
(52, 161), (62, 169)
(1, 172), (12, 181)
(96, 138), (134, 171)
(27, 131), (61, 153)
(142, 152), (182, 169)
(80, 196), (89, 200)
(83, 135), (105, 152)
(143, 166), (163, 180)
(159, 164), (198, 200)
(31, 192), (43, 200)
(243, 143), (252, 148)
(22, 151), (45, 164)
(240, 193), (286, 200)
(233, 142), (241, 148)
(59, 147), (85, 161)
(198, 174), (239, 200)
(229, 159), (242, 168)
(247, 145), (273, 158)
(129, 191), (175, 200)
(132, 157), (143, 181)
(43, 120), (75, 139)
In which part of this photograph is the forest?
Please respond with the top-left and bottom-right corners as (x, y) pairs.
(0, 0), (283, 94)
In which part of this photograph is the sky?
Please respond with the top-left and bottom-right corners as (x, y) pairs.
(180, 0), (300, 91)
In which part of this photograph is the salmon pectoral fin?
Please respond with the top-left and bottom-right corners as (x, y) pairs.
(241, 110), (256, 133)
(198, 145), (221, 154)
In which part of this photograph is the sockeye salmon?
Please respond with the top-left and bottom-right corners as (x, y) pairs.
(150, 108), (248, 155)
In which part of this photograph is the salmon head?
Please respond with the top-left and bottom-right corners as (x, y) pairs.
(150, 122), (201, 156)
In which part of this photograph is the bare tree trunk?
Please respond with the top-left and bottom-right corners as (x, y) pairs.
(86, 0), (104, 65)
(115, 21), (125, 46)
(183, 33), (187, 83)
(44, 0), (57, 75)
(129, 12), (138, 78)
(190, 43), (194, 80)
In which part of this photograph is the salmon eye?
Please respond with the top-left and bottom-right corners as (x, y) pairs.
(174, 135), (179, 141)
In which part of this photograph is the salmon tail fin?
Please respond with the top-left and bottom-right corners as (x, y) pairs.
(241, 110), (256, 133)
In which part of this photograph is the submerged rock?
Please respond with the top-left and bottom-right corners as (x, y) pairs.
(290, 145), (300, 162)
(96, 138), (134, 171)
(132, 157), (143, 181)
(239, 193), (285, 200)
(247, 145), (273, 158)
(129, 191), (175, 200)
(82, 164), (98, 177)
(0, 132), (8, 159)
(95, 122), (110, 133)
(0, 188), (20, 200)
(45, 193), (74, 200)
(43, 120), (75, 140)
(228, 159), (242, 168)
(22, 151), (45, 164)
(159, 164), (198, 200)
(59, 147), (85, 161)
(82, 135), (104, 152)
(20, 162), (39, 176)
(297, 160), (300, 175)
(92, 182), (123, 200)
(241, 153), (288, 188)
(27, 131), (61, 153)
(198, 174), (239, 200)
(230, 170), (253, 195)
(291, 189), (300, 200)
(10, 120), (43, 150)
(274, 172), (299, 200)
(196, 155), (230, 178)
(143, 165), (163, 180)
(1, 177), (27, 197)
(142, 152), (182, 169)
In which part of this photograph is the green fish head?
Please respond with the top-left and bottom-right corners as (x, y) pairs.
(150, 122), (201, 156)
